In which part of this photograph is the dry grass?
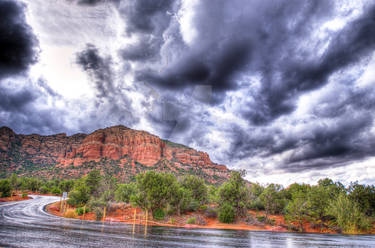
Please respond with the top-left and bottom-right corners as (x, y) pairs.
(64, 209), (77, 219)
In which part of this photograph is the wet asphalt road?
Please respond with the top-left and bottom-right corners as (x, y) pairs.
(1, 195), (375, 248)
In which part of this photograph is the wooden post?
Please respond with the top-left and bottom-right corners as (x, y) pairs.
(102, 207), (106, 222)
(60, 196), (63, 212)
(82, 205), (86, 220)
(144, 209), (148, 236)
(132, 209), (136, 235)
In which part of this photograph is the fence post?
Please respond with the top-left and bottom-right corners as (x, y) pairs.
(102, 207), (106, 222)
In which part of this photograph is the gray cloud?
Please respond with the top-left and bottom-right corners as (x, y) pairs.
(2, 0), (375, 181)
(0, 0), (38, 80)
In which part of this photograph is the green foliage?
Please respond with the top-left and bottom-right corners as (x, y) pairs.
(259, 184), (286, 216)
(207, 185), (218, 203)
(85, 170), (102, 196)
(19, 177), (42, 192)
(349, 182), (375, 216)
(94, 207), (103, 220)
(0, 179), (12, 197)
(152, 208), (165, 220)
(256, 214), (266, 222)
(59, 179), (74, 192)
(218, 171), (250, 217)
(115, 183), (136, 203)
(132, 171), (179, 211)
(187, 217), (196, 224)
(248, 183), (265, 210)
(327, 193), (371, 233)
(218, 203), (235, 223)
(76, 207), (90, 216)
(180, 175), (208, 205)
(39, 186), (51, 194)
(21, 193), (28, 198)
(9, 173), (19, 189)
(67, 180), (90, 207)
(51, 186), (62, 195)
(285, 191), (309, 231)
(204, 208), (217, 218)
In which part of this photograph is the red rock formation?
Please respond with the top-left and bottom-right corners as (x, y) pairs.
(0, 125), (231, 184)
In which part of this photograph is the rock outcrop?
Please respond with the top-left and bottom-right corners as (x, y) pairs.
(0, 125), (230, 184)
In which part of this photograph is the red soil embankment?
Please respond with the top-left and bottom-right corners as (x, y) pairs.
(45, 202), (375, 234)
(0, 195), (31, 202)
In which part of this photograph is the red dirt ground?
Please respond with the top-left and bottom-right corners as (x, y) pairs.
(46, 201), (375, 234)
(0, 195), (31, 202)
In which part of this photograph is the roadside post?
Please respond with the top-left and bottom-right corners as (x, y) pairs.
(102, 207), (106, 222)
(62, 192), (67, 213)
(144, 209), (148, 236)
(132, 209), (136, 235)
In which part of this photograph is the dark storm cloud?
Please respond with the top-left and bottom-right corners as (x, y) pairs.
(0, 86), (36, 112)
(66, 0), (119, 6)
(119, 0), (175, 34)
(228, 82), (375, 172)
(244, 4), (375, 125)
(119, 0), (176, 62)
(0, 80), (68, 135)
(76, 44), (139, 128)
(0, 0), (63, 135)
(137, 38), (252, 92)
(0, 0), (38, 80)
(76, 44), (114, 98)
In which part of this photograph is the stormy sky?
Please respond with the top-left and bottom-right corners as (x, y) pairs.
(1, 0), (375, 185)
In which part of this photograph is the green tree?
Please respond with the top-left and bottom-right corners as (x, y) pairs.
(67, 179), (90, 207)
(218, 171), (250, 217)
(218, 202), (235, 223)
(327, 193), (371, 233)
(285, 191), (309, 231)
(9, 173), (19, 190)
(348, 182), (375, 216)
(132, 171), (179, 213)
(59, 179), (75, 193)
(259, 184), (286, 217)
(207, 185), (218, 204)
(85, 170), (102, 196)
(0, 179), (12, 197)
(180, 175), (208, 206)
(115, 183), (136, 203)
(248, 183), (265, 210)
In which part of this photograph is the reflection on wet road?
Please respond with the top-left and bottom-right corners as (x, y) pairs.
(1, 195), (375, 247)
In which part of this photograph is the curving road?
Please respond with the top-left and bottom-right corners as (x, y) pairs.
(1, 195), (375, 248)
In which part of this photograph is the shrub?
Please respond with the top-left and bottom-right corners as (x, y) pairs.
(169, 217), (175, 224)
(153, 208), (165, 220)
(199, 205), (208, 211)
(187, 217), (196, 224)
(76, 207), (89, 216)
(94, 207), (103, 220)
(64, 209), (77, 218)
(39, 186), (51, 194)
(0, 179), (12, 197)
(67, 183), (90, 207)
(256, 214), (266, 222)
(218, 203), (235, 223)
(51, 186), (62, 195)
(327, 194), (371, 233)
(21, 193), (28, 198)
(204, 208), (217, 218)
(115, 183), (136, 203)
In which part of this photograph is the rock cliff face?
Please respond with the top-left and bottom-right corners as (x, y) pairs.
(0, 125), (230, 184)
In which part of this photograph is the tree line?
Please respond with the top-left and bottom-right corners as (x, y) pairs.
(1, 171), (374, 233)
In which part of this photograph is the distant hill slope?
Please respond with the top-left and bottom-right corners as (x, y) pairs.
(0, 125), (230, 184)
